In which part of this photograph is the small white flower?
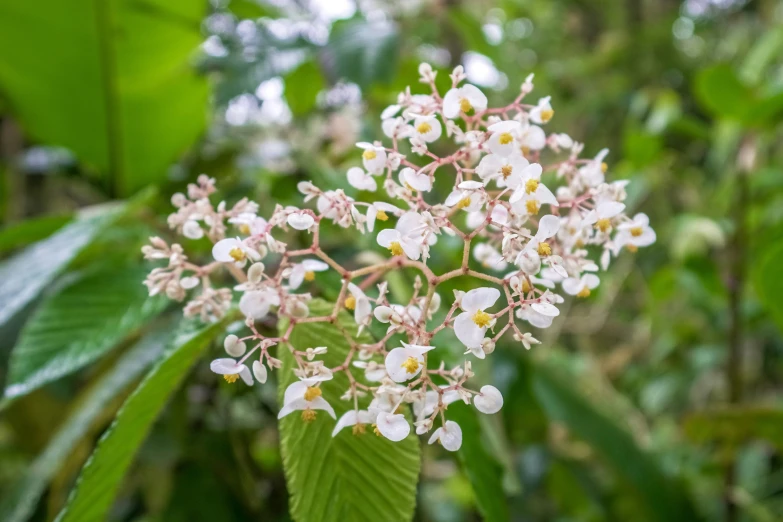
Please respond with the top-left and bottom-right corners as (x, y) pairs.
(287, 212), (315, 231)
(332, 409), (375, 437)
(443, 84), (487, 118)
(210, 358), (253, 385)
(583, 201), (625, 233)
(400, 167), (432, 192)
(375, 411), (410, 442)
(182, 220), (204, 239)
(473, 385), (503, 414)
(346, 283), (373, 328)
(347, 167), (377, 191)
(411, 114), (442, 143)
(454, 287), (501, 356)
(476, 153), (529, 187)
(239, 287), (280, 320)
(224, 334), (247, 357)
(376, 216), (425, 260)
(473, 243), (508, 271)
(529, 96), (554, 124)
(365, 202), (399, 232)
(487, 120), (522, 157)
(428, 420), (463, 451)
(212, 237), (260, 266)
(518, 123), (547, 152)
(278, 379), (336, 420)
(616, 213), (656, 248)
(562, 274), (600, 297)
(252, 360), (268, 383)
(356, 142), (387, 174)
(288, 259), (329, 289)
(384, 342), (435, 382)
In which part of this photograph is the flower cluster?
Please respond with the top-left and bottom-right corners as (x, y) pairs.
(143, 63), (655, 451)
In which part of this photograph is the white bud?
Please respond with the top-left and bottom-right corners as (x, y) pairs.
(247, 263), (265, 284)
(473, 385), (503, 414)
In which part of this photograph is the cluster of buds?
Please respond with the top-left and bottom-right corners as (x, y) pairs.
(143, 63), (655, 451)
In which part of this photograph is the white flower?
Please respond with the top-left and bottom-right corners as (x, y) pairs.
(579, 148), (609, 187)
(583, 201), (625, 233)
(518, 123), (547, 151)
(352, 360), (386, 382)
(288, 259), (329, 289)
(182, 220), (204, 239)
(616, 213), (656, 248)
(356, 142), (387, 174)
(473, 385), (503, 413)
(509, 163), (557, 212)
(443, 84), (487, 118)
(375, 411), (410, 441)
(252, 360), (268, 383)
(516, 301), (560, 328)
(487, 120), (522, 157)
(287, 212), (315, 231)
(400, 167), (432, 192)
(428, 420), (462, 451)
(376, 213), (426, 260)
(239, 287), (280, 319)
(476, 153), (530, 187)
(210, 358), (253, 385)
(229, 212), (267, 235)
(224, 334), (247, 357)
(529, 96), (554, 124)
(212, 237), (260, 266)
(515, 215), (560, 270)
(454, 287), (501, 356)
(347, 167), (377, 191)
(411, 114), (442, 143)
(562, 273), (600, 297)
(332, 409), (375, 437)
(413, 388), (461, 419)
(365, 202), (399, 232)
(278, 379), (336, 421)
(346, 283), (372, 327)
(384, 342), (435, 382)
(473, 243), (508, 271)
(381, 104), (401, 119)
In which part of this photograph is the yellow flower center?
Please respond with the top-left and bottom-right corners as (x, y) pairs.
(362, 149), (377, 160)
(498, 132), (514, 145)
(459, 97), (473, 113)
(601, 162), (608, 173)
(223, 374), (239, 384)
(416, 121), (432, 135)
(239, 223), (251, 235)
(630, 226), (643, 237)
(372, 424), (381, 436)
(522, 278), (531, 293)
(577, 287), (591, 298)
(229, 247), (246, 262)
(344, 296), (356, 310)
(626, 244), (638, 253)
(401, 356), (420, 374)
(525, 179), (539, 194)
(537, 242), (551, 256)
(388, 241), (404, 256)
(376, 210), (389, 221)
(301, 409), (317, 422)
(501, 165), (513, 178)
(521, 145), (530, 156)
(539, 109), (554, 122)
(575, 239), (585, 247)
(472, 309), (492, 328)
(525, 200), (539, 215)
(304, 386), (322, 402)
(457, 197), (471, 209)
(304, 271), (316, 282)
(352, 423), (366, 435)
(595, 218), (611, 232)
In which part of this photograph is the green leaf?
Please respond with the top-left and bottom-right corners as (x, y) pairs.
(684, 408), (783, 455)
(752, 239), (783, 333)
(448, 403), (509, 522)
(0, 326), (169, 522)
(447, 8), (497, 60)
(326, 18), (399, 88)
(694, 64), (753, 121)
(0, 0), (208, 195)
(532, 367), (701, 522)
(4, 264), (168, 400)
(0, 214), (73, 256)
(740, 27), (783, 86)
(0, 204), (123, 328)
(278, 300), (420, 522)
(54, 313), (233, 522)
(285, 60), (325, 116)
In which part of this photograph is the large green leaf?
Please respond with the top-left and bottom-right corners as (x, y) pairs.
(448, 403), (509, 522)
(0, 204), (123, 328)
(0, 0), (208, 195)
(684, 407), (783, 454)
(0, 214), (72, 256)
(4, 265), (168, 400)
(326, 18), (399, 88)
(285, 60), (325, 117)
(278, 300), (420, 522)
(54, 313), (232, 522)
(752, 239), (783, 334)
(0, 326), (170, 522)
(532, 367), (702, 522)
(694, 64), (753, 121)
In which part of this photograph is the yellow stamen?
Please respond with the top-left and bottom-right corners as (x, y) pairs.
(344, 296), (356, 310)
(575, 239), (585, 248)
(352, 423), (366, 435)
(577, 287), (591, 298)
(362, 149), (377, 160)
(404, 182), (415, 191)
(521, 279), (531, 293)
(525, 179), (539, 194)
(525, 200), (539, 215)
(304, 386), (322, 402)
(595, 218), (611, 232)
(304, 271), (316, 282)
(537, 242), (551, 256)
(630, 226), (643, 237)
(223, 374), (239, 384)
(457, 197), (472, 209)
(501, 165), (513, 178)
(238, 223), (251, 235)
(498, 132), (514, 145)
(416, 122), (432, 135)
(539, 109), (554, 122)
(521, 146), (530, 156)
(301, 409), (317, 422)
(372, 424), (381, 436)
(388, 241), (404, 256)
(459, 98), (473, 113)
(626, 244), (638, 253)
(401, 356), (420, 374)
(600, 162), (608, 173)
(472, 310), (492, 328)
(376, 210), (389, 221)
(229, 247), (246, 262)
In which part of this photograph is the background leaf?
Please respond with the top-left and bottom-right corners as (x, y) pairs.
(752, 239), (783, 334)
(278, 300), (420, 522)
(4, 264), (168, 400)
(694, 64), (754, 121)
(285, 60), (325, 117)
(0, 214), (72, 256)
(325, 18), (399, 88)
(54, 313), (232, 522)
